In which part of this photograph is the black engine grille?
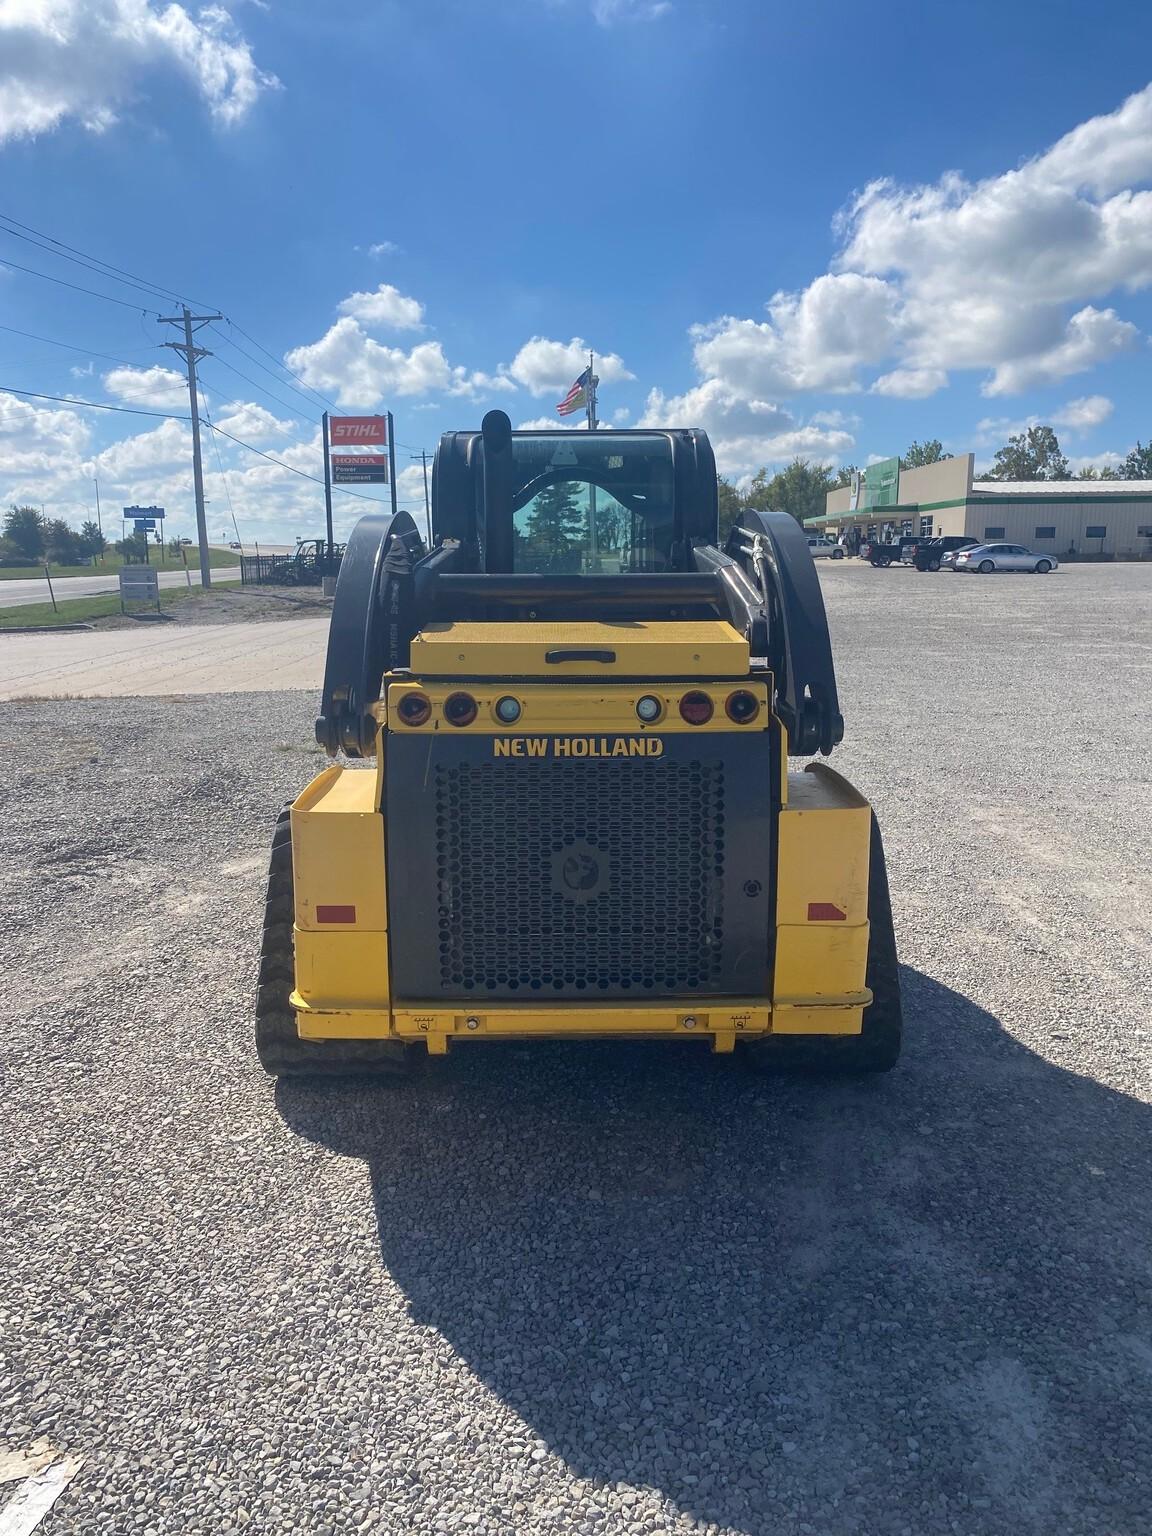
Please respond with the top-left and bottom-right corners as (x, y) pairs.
(434, 757), (726, 995)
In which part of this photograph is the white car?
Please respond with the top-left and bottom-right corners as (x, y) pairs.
(953, 543), (1059, 574)
(807, 536), (846, 560)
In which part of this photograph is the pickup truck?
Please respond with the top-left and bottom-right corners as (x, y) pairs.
(903, 535), (980, 571)
(859, 536), (919, 568)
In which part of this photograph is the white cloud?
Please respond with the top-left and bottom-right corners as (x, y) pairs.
(692, 274), (899, 396)
(613, 407), (631, 423)
(94, 417), (192, 478)
(975, 393), (1116, 446)
(102, 365), (188, 409)
(1065, 451), (1127, 476)
(1051, 394), (1114, 431)
(687, 82), (1152, 404)
(0, 389), (90, 475)
(368, 241), (400, 257)
(981, 307), (1137, 395)
(639, 380), (852, 476)
(590, 0), (670, 22)
(0, 0), (276, 144)
(211, 401), (296, 440)
(516, 416), (582, 431)
(505, 336), (633, 396)
(285, 318), (452, 405)
(284, 317), (506, 408)
(337, 284), (424, 331)
(871, 367), (948, 399)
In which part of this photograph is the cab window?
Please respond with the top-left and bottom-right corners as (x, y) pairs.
(510, 433), (675, 573)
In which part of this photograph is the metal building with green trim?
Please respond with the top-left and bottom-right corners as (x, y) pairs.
(809, 454), (1152, 558)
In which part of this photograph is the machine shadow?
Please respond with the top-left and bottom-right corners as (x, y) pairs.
(277, 971), (1152, 1532)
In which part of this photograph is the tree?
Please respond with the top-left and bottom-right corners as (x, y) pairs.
(901, 440), (952, 470)
(115, 532), (150, 563)
(744, 458), (837, 526)
(43, 518), (85, 565)
(518, 482), (587, 572)
(717, 476), (743, 542)
(1118, 441), (1152, 479)
(833, 464), (860, 488)
(3, 505), (45, 561)
(79, 520), (105, 557)
(986, 425), (1070, 481)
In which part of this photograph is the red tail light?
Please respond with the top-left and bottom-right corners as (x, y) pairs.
(679, 691), (714, 725)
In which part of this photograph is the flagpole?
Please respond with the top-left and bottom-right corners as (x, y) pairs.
(586, 350), (599, 565)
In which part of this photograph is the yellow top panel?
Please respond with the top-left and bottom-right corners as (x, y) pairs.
(408, 621), (749, 678)
(293, 763), (377, 813)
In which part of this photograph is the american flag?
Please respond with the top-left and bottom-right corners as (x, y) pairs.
(556, 366), (592, 417)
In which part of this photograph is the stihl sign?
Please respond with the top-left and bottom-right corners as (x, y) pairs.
(330, 415), (387, 445)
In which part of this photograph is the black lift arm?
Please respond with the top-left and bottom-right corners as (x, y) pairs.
(725, 509), (844, 756)
(315, 510), (425, 757)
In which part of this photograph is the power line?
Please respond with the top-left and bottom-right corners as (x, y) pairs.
(0, 323), (143, 369)
(0, 211), (334, 417)
(199, 357), (305, 423)
(0, 384), (188, 420)
(217, 321), (339, 414)
(207, 420), (418, 505)
(0, 214), (437, 458)
(0, 256), (162, 313)
(0, 220), (182, 307)
(0, 381), (422, 511)
(202, 407), (243, 545)
(0, 209), (215, 310)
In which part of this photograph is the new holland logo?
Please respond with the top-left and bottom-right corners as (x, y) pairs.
(492, 736), (665, 759)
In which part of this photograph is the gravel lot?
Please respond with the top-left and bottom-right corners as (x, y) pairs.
(1, 561), (1149, 1535)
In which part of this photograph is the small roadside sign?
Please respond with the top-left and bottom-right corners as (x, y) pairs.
(119, 566), (160, 615)
(332, 453), (389, 484)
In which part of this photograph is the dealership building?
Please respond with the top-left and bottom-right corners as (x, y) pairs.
(808, 454), (1152, 558)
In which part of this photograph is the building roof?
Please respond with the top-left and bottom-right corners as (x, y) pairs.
(972, 480), (1152, 496)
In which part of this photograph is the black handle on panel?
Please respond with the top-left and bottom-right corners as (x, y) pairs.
(544, 649), (617, 665)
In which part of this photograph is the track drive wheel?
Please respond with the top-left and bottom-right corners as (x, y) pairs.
(747, 814), (903, 1075)
(254, 808), (414, 1078)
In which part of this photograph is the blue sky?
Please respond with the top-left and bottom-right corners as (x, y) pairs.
(2, 0), (1152, 541)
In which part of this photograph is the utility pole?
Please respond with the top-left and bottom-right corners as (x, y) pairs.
(159, 305), (222, 588)
(387, 411), (398, 519)
(410, 450), (431, 538)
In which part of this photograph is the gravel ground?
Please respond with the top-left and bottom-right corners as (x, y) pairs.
(1, 561), (1149, 1536)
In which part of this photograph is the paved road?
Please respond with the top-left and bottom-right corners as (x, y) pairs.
(1, 562), (1149, 1535)
(0, 565), (241, 609)
(0, 617), (326, 698)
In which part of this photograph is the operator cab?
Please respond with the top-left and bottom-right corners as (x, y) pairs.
(317, 411), (842, 759)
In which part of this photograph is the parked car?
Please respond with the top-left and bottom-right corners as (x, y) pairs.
(860, 535), (918, 568)
(908, 535), (980, 571)
(806, 536), (846, 559)
(953, 543), (1059, 574)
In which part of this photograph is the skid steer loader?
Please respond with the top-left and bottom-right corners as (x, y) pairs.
(255, 410), (901, 1075)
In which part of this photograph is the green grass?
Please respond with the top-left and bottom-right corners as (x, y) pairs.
(0, 583), (208, 629)
(0, 546), (240, 581)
